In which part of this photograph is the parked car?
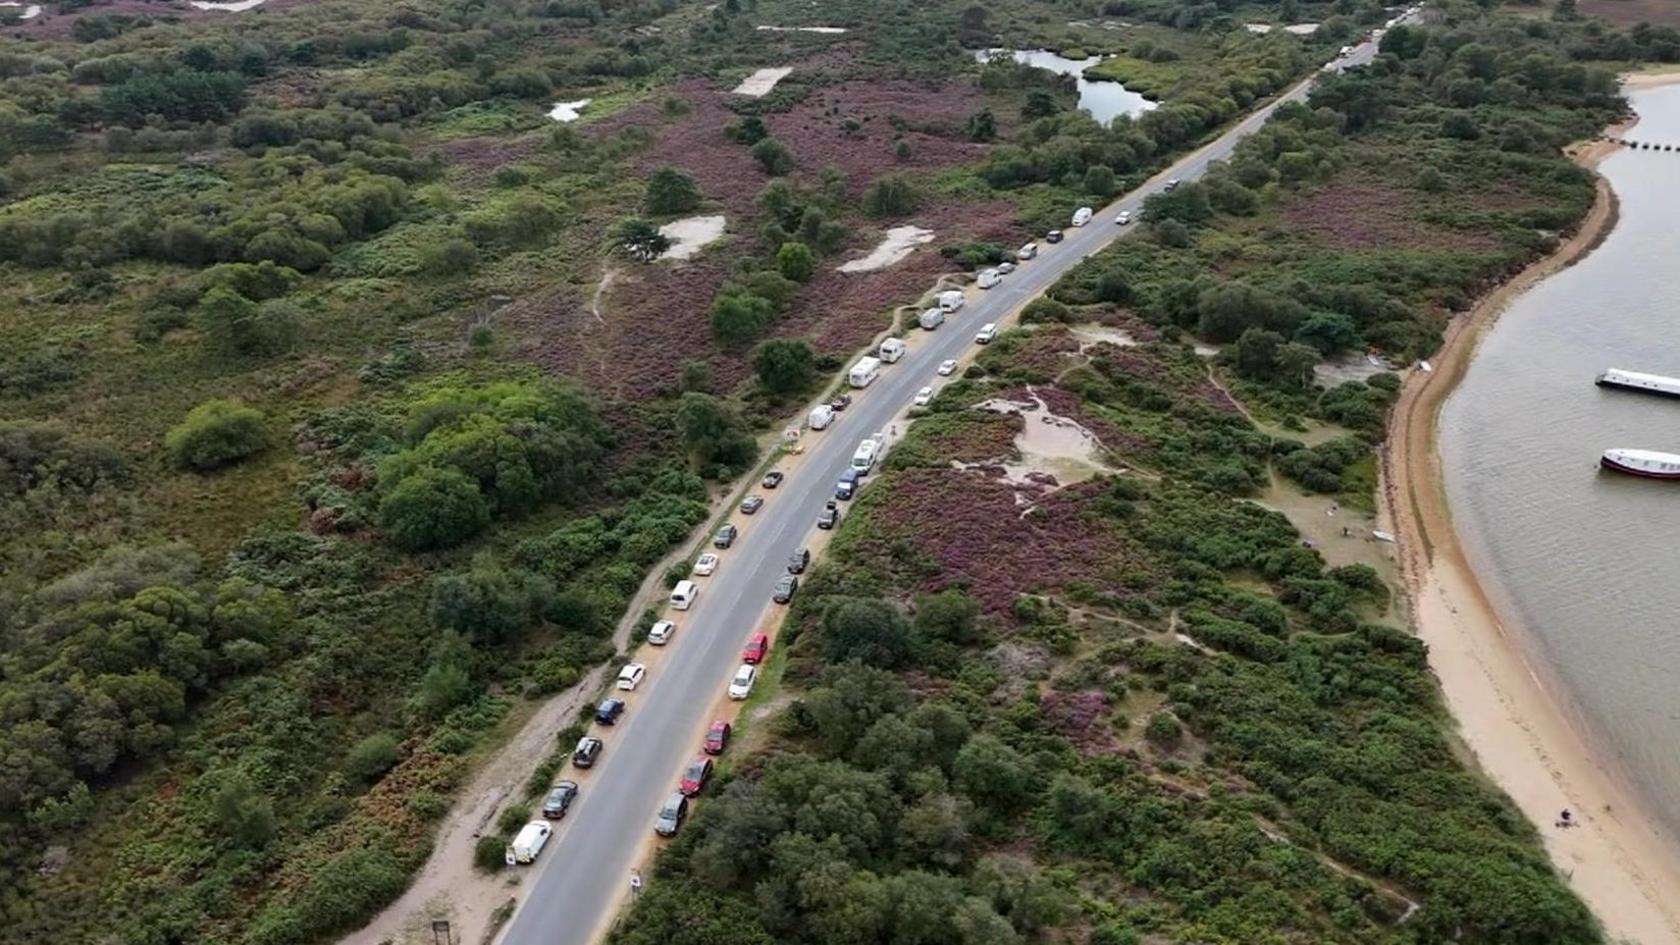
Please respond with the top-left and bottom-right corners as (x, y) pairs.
(762, 470), (785, 489)
(1164, 178), (1180, 191)
(572, 735), (603, 768)
(704, 720), (732, 755)
(1115, 210), (1132, 225)
(616, 663), (647, 691)
(506, 821), (552, 865)
(679, 756), (714, 796)
(788, 547), (810, 574)
(1045, 229), (1064, 244)
(713, 524), (738, 548)
(817, 501), (840, 530)
(728, 664), (757, 700)
(693, 552), (720, 576)
(654, 791), (688, 837)
(975, 323), (997, 345)
(647, 620), (675, 645)
(1017, 242), (1038, 260)
(1071, 206), (1093, 227)
(831, 394), (853, 411)
(595, 699), (624, 725)
(773, 574), (798, 604)
(740, 494), (764, 515)
(742, 632), (770, 663)
(913, 386), (934, 407)
(542, 780), (579, 819)
(997, 261), (1016, 275)
(938, 359), (959, 376)
(836, 467), (861, 500)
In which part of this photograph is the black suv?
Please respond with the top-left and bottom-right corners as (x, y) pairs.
(572, 735), (603, 768)
(773, 574), (799, 604)
(542, 780), (579, 818)
(787, 547), (810, 574)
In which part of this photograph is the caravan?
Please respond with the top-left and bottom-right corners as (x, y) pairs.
(878, 338), (906, 363)
(918, 308), (945, 330)
(976, 268), (1001, 290)
(851, 438), (880, 474)
(938, 290), (966, 313)
(848, 356), (882, 388)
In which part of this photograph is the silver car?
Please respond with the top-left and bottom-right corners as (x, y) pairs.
(654, 791), (688, 837)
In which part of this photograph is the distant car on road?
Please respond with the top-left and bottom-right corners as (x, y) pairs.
(817, 501), (840, 530)
(938, 359), (958, 376)
(772, 574), (798, 604)
(742, 632), (770, 663)
(788, 547), (810, 574)
(975, 323), (997, 345)
(997, 261), (1016, 275)
(653, 791), (688, 837)
(1115, 210), (1132, 225)
(831, 394), (852, 411)
(595, 699), (624, 725)
(616, 663), (646, 691)
(1045, 229), (1064, 244)
(728, 664), (757, 700)
(704, 719), (732, 755)
(1164, 178), (1180, 191)
(542, 780), (579, 819)
(572, 736), (603, 768)
(740, 494), (764, 515)
(762, 470), (784, 489)
(1017, 242), (1038, 260)
(679, 756), (714, 796)
(913, 386), (934, 407)
(693, 553), (719, 576)
(713, 524), (738, 548)
(647, 620), (675, 645)
(1071, 206), (1093, 227)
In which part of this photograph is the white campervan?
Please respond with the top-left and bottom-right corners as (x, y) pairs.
(808, 404), (835, 430)
(851, 438), (879, 474)
(938, 290), (965, 313)
(849, 356), (882, 388)
(505, 822), (552, 865)
(1071, 206), (1093, 227)
(879, 338), (906, 363)
(976, 268), (1001, 289)
(670, 579), (699, 611)
(919, 308), (945, 330)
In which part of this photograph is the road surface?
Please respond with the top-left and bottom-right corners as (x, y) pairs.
(495, 30), (1393, 945)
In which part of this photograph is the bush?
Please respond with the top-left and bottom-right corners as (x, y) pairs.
(165, 399), (270, 470)
(379, 466), (491, 551)
(496, 803), (532, 835)
(775, 241), (815, 283)
(863, 175), (921, 217)
(751, 137), (793, 175)
(752, 339), (816, 395)
(343, 732), (401, 783)
(474, 834), (508, 871)
(645, 167), (701, 215)
(1144, 712), (1182, 747)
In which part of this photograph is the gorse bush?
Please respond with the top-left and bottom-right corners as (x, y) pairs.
(166, 399), (270, 470)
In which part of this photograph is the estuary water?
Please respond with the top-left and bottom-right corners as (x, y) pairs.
(1440, 83), (1680, 840)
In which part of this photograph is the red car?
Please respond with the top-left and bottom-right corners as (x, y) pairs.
(704, 720), (731, 755)
(741, 632), (769, 665)
(679, 756), (714, 796)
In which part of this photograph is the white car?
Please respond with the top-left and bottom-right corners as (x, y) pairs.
(1115, 210), (1132, 225)
(1017, 242), (1037, 260)
(728, 664), (757, 700)
(937, 359), (958, 376)
(997, 261), (1016, 275)
(975, 323), (997, 345)
(693, 553), (719, 576)
(913, 386), (934, 407)
(1163, 178), (1180, 192)
(648, 620), (675, 645)
(617, 663), (647, 691)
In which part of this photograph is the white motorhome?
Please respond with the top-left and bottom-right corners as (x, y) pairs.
(851, 438), (880, 473)
(879, 338), (906, 363)
(670, 579), (699, 611)
(938, 290), (966, 312)
(918, 308), (945, 330)
(808, 404), (835, 430)
(976, 268), (1001, 289)
(1071, 206), (1093, 227)
(849, 356), (882, 388)
(505, 821), (552, 865)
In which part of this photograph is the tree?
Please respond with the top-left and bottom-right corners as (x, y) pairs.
(675, 393), (757, 472)
(1276, 341), (1320, 388)
(710, 291), (774, 348)
(913, 589), (981, 644)
(752, 339), (817, 395)
(823, 598), (912, 667)
(679, 359), (712, 392)
(379, 466), (490, 551)
(1023, 90), (1059, 119)
(863, 175), (921, 217)
(966, 109), (996, 142)
(213, 772), (276, 848)
(1083, 165), (1116, 198)
(196, 286), (260, 355)
(751, 137), (794, 175)
(615, 217), (670, 261)
(775, 241), (815, 282)
(166, 399), (269, 470)
(1233, 328), (1285, 380)
(431, 560), (546, 645)
(645, 167), (701, 215)
(953, 734), (1030, 808)
(1294, 311), (1360, 355)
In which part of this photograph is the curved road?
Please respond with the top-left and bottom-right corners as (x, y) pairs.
(495, 29), (1392, 945)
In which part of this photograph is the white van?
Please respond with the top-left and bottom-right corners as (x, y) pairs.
(918, 308), (945, 330)
(808, 404), (835, 430)
(1071, 206), (1093, 227)
(849, 356), (882, 388)
(505, 821), (552, 865)
(878, 338), (906, 363)
(851, 438), (879, 474)
(938, 290), (965, 313)
(976, 268), (1001, 290)
(670, 579), (699, 611)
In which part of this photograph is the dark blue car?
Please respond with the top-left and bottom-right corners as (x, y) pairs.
(596, 698), (625, 725)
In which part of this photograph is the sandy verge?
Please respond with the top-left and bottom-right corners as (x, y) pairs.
(657, 214), (726, 261)
(1623, 67), (1680, 91)
(731, 67), (792, 98)
(187, 0), (266, 11)
(755, 25), (847, 33)
(547, 99), (591, 122)
(837, 225), (935, 273)
(1382, 120), (1680, 944)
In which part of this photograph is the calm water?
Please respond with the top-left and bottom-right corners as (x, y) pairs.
(973, 49), (1158, 127)
(1440, 84), (1680, 840)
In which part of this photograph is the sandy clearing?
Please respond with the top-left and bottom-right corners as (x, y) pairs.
(547, 99), (591, 122)
(976, 389), (1114, 488)
(755, 25), (847, 33)
(1253, 472), (1398, 586)
(657, 214), (726, 261)
(0, 2), (42, 18)
(187, 0), (266, 11)
(1313, 350), (1393, 386)
(1069, 324), (1140, 350)
(732, 67), (792, 97)
(1282, 22), (1320, 35)
(1624, 67), (1680, 91)
(1383, 113), (1680, 945)
(837, 225), (935, 273)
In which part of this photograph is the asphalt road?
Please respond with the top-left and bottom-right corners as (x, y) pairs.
(496, 30), (1393, 945)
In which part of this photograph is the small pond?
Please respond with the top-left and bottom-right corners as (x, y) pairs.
(973, 48), (1157, 127)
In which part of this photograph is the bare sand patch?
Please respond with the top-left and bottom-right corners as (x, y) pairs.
(1069, 324), (1140, 351)
(0, 2), (42, 18)
(547, 99), (591, 122)
(1282, 22), (1320, 35)
(1254, 472), (1399, 583)
(732, 67), (792, 98)
(975, 390), (1115, 488)
(756, 25), (847, 34)
(1313, 350), (1393, 386)
(837, 225), (935, 273)
(657, 214), (726, 261)
(187, 0), (266, 10)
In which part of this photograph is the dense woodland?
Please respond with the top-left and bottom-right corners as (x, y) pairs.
(0, 0), (1667, 940)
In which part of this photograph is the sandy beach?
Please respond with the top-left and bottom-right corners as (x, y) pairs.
(1382, 105), (1680, 944)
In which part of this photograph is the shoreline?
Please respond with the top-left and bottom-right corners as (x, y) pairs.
(1381, 104), (1680, 944)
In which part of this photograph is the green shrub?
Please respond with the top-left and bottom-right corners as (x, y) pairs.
(496, 803), (531, 835)
(475, 834), (508, 871)
(379, 466), (491, 551)
(165, 399), (270, 470)
(343, 732), (401, 783)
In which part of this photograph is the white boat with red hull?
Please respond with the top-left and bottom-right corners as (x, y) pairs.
(1600, 448), (1680, 480)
